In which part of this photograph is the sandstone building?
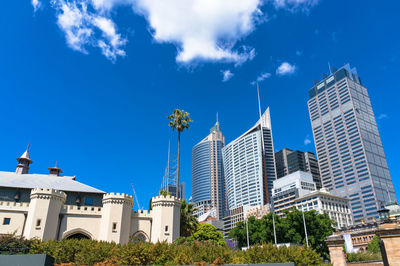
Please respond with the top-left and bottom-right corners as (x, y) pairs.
(0, 147), (181, 244)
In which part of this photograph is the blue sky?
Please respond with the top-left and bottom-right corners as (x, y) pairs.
(1, 0), (399, 208)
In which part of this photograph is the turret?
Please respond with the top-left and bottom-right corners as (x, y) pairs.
(150, 195), (181, 243)
(23, 188), (66, 240)
(16, 144), (33, 174)
(99, 193), (134, 244)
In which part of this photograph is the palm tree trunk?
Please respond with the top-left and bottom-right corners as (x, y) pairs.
(176, 131), (180, 199)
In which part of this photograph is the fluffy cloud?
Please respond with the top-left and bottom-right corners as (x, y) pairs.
(133, 0), (263, 64)
(378, 113), (388, 120)
(273, 0), (319, 12)
(276, 62), (296, 76)
(221, 70), (234, 82)
(32, 0), (41, 12)
(52, 0), (126, 62)
(32, 0), (320, 63)
(304, 135), (312, 145)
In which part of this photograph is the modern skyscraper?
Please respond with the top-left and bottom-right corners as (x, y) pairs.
(192, 118), (226, 220)
(222, 108), (276, 211)
(275, 148), (322, 189)
(307, 63), (396, 223)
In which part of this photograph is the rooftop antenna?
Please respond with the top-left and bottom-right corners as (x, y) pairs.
(216, 112), (219, 123)
(131, 182), (142, 210)
(257, 82), (262, 120)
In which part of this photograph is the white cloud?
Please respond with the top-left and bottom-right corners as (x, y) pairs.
(378, 113), (388, 120)
(32, 0), (41, 12)
(273, 0), (319, 12)
(33, 0), (320, 63)
(52, 0), (126, 62)
(133, 0), (263, 64)
(276, 62), (296, 76)
(304, 135), (312, 145)
(221, 70), (234, 82)
(257, 72), (271, 82)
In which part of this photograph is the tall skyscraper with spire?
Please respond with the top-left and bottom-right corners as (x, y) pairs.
(192, 116), (226, 220)
(307, 63), (397, 223)
(222, 107), (277, 211)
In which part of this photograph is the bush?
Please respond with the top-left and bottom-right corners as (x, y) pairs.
(0, 234), (34, 254)
(0, 234), (324, 265)
(346, 251), (382, 262)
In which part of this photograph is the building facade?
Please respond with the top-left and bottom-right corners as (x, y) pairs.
(294, 188), (353, 229)
(307, 63), (396, 223)
(0, 148), (181, 244)
(272, 171), (316, 216)
(222, 108), (276, 211)
(192, 119), (226, 220)
(275, 148), (322, 189)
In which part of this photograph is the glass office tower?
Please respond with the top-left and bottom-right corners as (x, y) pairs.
(192, 120), (226, 220)
(222, 108), (276, 210)
(307, 63), (396, 223)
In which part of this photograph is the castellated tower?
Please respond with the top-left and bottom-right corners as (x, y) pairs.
(150, 195), (181, 243)
(24, 188), (66, 240)
(99, 193), (134, 244)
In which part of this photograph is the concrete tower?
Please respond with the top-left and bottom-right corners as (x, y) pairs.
(150, 195), (181, 243)
(16, 145), (33, 174)
(23, 188), (66, 240)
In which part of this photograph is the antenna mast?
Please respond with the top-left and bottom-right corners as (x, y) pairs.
(131, 182), (142, 210)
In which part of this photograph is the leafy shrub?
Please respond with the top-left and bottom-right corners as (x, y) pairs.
(0, 233), (33, 254)
(0, 234), (324, 265)
(346, 251), (382, 262)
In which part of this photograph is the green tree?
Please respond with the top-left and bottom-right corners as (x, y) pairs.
(167, 109), (192, 198)
(229, 208), (335, 259)
(367, 235), (380, 254)
(282, 208), (334, 259)
(192, 224), (225, 246)
(180, 199), (199, 237)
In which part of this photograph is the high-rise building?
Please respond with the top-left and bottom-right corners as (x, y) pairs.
(192, 118), (226, 220)
(275, 149), (322, 189)
(222, 108), (276, 211)
(307, 63), (396, 223)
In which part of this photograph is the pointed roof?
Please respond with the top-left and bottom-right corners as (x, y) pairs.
(17, 144), (33, 164)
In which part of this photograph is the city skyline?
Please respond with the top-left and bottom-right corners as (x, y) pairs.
(1, 1), (400, 206)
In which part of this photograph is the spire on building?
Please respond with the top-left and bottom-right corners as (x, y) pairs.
(210, 113), (221, 133)
(48, 161), (63, 176)
(16, 144), (33, 174)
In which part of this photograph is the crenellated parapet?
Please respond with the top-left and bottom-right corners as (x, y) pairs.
(30, 188), (66, 203)
(151, 195), (181, 208)
(102, 193), (134, 207)
(132, 209), (152, 218)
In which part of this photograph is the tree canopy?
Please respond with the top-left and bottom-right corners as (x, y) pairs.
(229, 208), (335, 259)
(192, 224), (226, 246)
(180, 199), (199, 237)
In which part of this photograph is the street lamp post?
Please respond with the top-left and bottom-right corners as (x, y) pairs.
(302, 211), (309, 248)
(246, 218), (250, 249)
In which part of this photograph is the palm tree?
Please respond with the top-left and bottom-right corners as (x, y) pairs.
(167, 109), (192, 199)
(180, 199), (199, 237)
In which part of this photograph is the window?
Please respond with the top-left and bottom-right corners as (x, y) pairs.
(112, 223), (117, 232)
(3, 218), (10, 225)
(165, 226), (169, 232)
(36, 219), (41, 227)
(85, 197), (94, 206)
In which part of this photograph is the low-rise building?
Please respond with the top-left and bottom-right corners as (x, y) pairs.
(245, 204), (270, 220)
(0, 147), (181, 244)
(272, 171), (316, 216)
(294, 188), (353, 229)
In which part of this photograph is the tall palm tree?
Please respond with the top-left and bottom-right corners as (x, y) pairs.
(167, 109), (192, 199)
